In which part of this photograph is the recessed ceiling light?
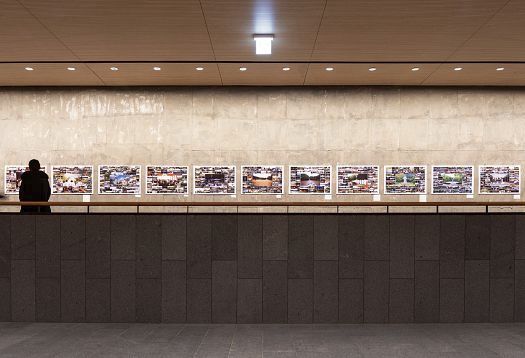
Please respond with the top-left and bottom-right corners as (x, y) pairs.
(411, 67), (420, 71)
(253, 34), (274, 55)
(196, 67), (204, 71)
(239, 67), (247, 71)
(24, 67), (34, 71)
(325, 67), (334, 71)
(110, 67), (119, 71)
(496, 67), (505, 71)
(67, 67), (76, 71)
(454, 67), (463, 71)
(153, 67), (161, 71)
(368, 67), (377, 72)
(282, 67), (290, 71)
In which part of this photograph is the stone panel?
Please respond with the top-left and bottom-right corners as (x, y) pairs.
(465, 260), (489, 322)
(490, 215), (515, 279)
(60, 215), (86, 260)
(313, 260), (338, 323)
(313, 215), (338, 260)
(86, 215), (111, 279)
(237, 278), (262, 323)
(288, 215), (314, 279)
(136, 215), (162, 279)
(238, 215), (262, 278)
(162, 215), (186, 261)
(364, 260), (389, 323)
(263, 260), (287, 323)
(162, 260), (186, 323)
(390, 215), (414, 279)
(288, 279), (313, 323)
(187, 215), (212, 279)
(263, 215), (288, 261)
(35, 216), (60, 279)
(338, 279), (363, 323)
(339, 215), (364, 278)
(212, 260), (237, 323)
(415, 261), (439, 323)
(440, 215), (465, 279)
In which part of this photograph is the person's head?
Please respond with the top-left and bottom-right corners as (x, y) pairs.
(28, 159), (40, 172)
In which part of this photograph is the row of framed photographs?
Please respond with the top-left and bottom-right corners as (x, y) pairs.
(2, 164), (521, 196)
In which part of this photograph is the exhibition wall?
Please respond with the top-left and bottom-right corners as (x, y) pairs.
(1, 86), (525, 206)
(1, 213), (524, 324)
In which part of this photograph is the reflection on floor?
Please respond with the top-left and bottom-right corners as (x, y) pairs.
(1, 323), (525, 357)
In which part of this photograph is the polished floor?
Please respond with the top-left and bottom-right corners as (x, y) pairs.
(1, 323), (525, 357)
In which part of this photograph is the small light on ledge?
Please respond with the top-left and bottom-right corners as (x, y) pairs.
(325, 67), (334, 71)
(282, 67), (290, 71)
(67, 67), (76, 71)
(368, 67), (377, 72)
(24, 67), (34, 71)
(496, 67), (505, 71)
(239, 67), (247, 71)
(454, 67), (463, 71)
(153, 67), (161, 71)
(411, 67), (420, 71)
(196, 67), (204, 71)
(110, 67), (119, 71)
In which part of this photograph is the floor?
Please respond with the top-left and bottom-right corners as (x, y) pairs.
(1, 323), (525, 358)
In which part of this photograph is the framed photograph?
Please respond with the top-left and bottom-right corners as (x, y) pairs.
(289, 165), (331, 194)
(52, 165), (93, 194)
(337, 165), (379, 194)
(98, 165), (141, 195)
(4, 165), (47, 195)
(242, 165), (284, 194)
(384, 165), (426, 194)
(432, 165), (474, 195)
(479, 165), (520, 194)
(146, 166), (188, 194)
(193, 166), (236, 194)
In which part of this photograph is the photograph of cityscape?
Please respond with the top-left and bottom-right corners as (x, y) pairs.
(98, 165), (141, 194)
(52, 165), (93, 194)
(4, 165), (47, 195)
(337, 165), (379, 194)
(242, 165), (283, 194)
(194, 166), (236, 194)
(146, 166), (188, 194)
(289, 166), (331, 194)
(432, 166), (473, 194)
(385, 166), (426, 194)
(479, 165), (520, 194)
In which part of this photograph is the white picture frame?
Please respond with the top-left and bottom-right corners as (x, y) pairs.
(241, 165), (284, 195)
(384, 165), (427, 195)
(51, 165), (94, 195)
(336, 165), (380, 195)
(478, 165), (520, 195)
(431, 165), (474, 195)
(289, 165), (332, 195)
(4, 165), (48, 195)
(145, 165), (189, 195)
(98, 165), (141, 195)
(193, 165), (236, 195)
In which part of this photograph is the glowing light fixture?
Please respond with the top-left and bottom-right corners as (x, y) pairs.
(110, 67), (119, 71)
(411, 67), (420, 71)
(67, 67), (76, 71)
(496, 67), (505, 71)
(25, 67), (34, 71)
(368, 67), (377, 72)
(454, 67), (463, 71)
(325, 67), (334, 71)
(153, 67), (161, 71)
(282, 67), (290, 71)
(196, 67), (204, 71)
(253, 34), (274, 55)
(239, 67), (247, 71)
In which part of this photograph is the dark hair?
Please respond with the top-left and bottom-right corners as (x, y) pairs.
(28, 159), (40, 172)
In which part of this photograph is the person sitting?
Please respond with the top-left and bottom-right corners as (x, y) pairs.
(19, 159), (51, 213)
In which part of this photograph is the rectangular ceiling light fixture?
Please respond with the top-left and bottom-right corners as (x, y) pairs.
(254, 34), (274, 55)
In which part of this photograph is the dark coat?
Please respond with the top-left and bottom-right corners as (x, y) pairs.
(19, 171), (51, 213)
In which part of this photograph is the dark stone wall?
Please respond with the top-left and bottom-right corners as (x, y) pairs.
(0, 213), (523, 323)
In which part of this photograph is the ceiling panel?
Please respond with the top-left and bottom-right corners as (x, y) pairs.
(423, 63), (525, 86)
(312, 0), (507, 61)
(18, 0), (215, 61)
(219, 63), (308, 85)
(0, 0), (76, 61)
(305, 63), (441, 85)
(0, 63), (103, 86)
(201, 0), (325, 61)
(88, 63), (222, 86)
(450, 0), (525, 61)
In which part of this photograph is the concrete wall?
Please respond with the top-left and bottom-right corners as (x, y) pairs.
(1, 213), (524, 323)
(0, 87), (524, 207)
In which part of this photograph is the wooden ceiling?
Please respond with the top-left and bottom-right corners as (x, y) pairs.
(1, 0), (525, 85)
